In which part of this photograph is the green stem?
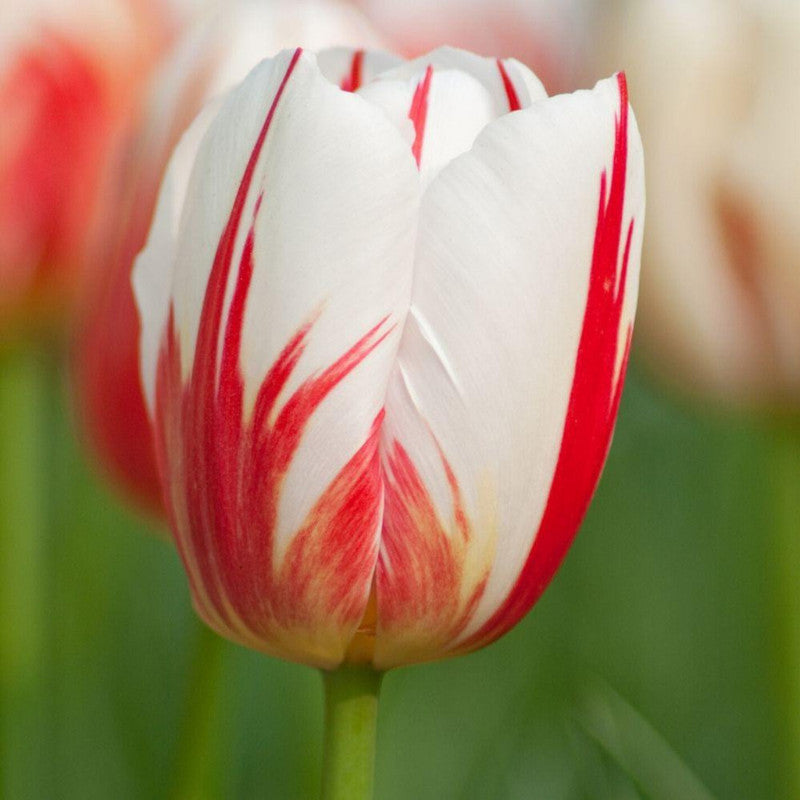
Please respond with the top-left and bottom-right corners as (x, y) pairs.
(770, 422), (800, 800)
(0, 346), (49, 798)
(170, 623), (227, 800)
(320, 665), (383, 800)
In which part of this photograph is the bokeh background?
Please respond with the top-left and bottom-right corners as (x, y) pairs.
(2, 0), (799, 798)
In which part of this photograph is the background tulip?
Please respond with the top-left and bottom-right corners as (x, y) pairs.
(0, 0), (175, 336)
(0, 5), (174, 792)
(598, 0), (800, 407)
(134, 46), (644, 677)
(353, 0), (590, 94)
(72, 0), (388, 516)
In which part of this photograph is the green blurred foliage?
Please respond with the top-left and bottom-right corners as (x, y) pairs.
(0, 350), (785, 799)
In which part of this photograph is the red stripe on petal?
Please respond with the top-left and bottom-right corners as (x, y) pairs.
(496, 59), (521, 112)
(340, 50), (364, 93)
(281, 411), (384, 625)
(462, 73), (636, 651)
(221, 316), (392, 647)
(266, 318), (392, 475)
(409, 65), (433, 168)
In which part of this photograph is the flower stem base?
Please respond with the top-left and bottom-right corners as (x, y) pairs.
(170, 623), (226, 800)
(321, 665), (383, 800)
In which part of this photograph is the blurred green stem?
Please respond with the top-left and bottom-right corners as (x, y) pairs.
(577, 672), (715, 800)
(0, 346), (49, 797)
(771, 422), (800, 800)
(321, 665), (382, 800)
(170, 623), (227, 800)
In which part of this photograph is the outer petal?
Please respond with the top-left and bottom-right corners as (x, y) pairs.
(142, 50), (419, 668)
(372, 74), (644, 668)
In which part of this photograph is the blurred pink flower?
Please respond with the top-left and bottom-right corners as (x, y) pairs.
(353, 0), (589, 92)
(0, 0), (175, 334)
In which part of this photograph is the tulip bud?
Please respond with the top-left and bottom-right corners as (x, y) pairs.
(598, 0), (800, 406)
(133, 47), (644, 669)
(0, 0), (173, 335)
(73, 0), (390, 516)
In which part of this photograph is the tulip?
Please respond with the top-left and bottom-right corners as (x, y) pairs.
(598, 0), (800, 407)
(0, 0), (174, 336)
(134, 45), (643, 797)
(135, 44), (643, 664)
(73, 0), (389, 516)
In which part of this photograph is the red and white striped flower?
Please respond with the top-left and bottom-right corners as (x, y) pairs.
(133, 46), (644, 669)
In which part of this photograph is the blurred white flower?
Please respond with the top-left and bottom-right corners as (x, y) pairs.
(599, 0), (800, 407)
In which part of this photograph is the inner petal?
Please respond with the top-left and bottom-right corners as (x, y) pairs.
(358, 66), (498, 189)
(378, 47), (547, 112)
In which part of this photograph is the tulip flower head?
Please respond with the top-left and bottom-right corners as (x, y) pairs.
(73, 0), (388, 516)
(134, 47), (644, 669)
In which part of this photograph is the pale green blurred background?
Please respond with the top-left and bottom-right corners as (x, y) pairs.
(1, 345), (790, 799)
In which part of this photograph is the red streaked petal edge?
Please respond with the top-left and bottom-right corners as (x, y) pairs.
(460, 73), (636, 653)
